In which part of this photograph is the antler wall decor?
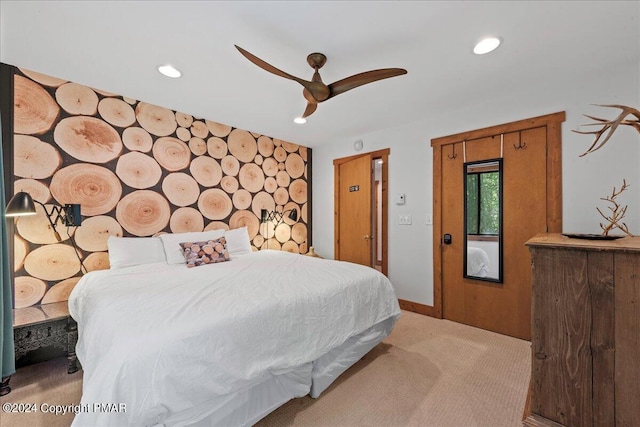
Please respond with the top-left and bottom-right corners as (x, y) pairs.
(597, 179), (633, 236)
(573, 104), (640, 157)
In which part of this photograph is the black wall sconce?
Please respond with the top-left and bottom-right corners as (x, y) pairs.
(260, 208), (298, 224)
(6, 191), (82, 242)
(260, 208), (298, 249)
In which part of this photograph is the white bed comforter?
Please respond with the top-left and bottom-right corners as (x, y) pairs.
(69, 250), (400, 426)
(467, 246), (490, 277)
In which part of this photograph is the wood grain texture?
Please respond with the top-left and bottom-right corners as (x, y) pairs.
(162, 172), (200, 207)
(530, 247), (591, 426)
(189, 137), (207, 156)
(13, 135), (61, 179)
(190, 121), (208, 139)
(98, 97), (136, 128)
(238, 163), (265, 193)
(206, 120), (231, 137)
(73, 215), (123, 252)
(24, 244), (81, 282)
(228, 129), (258, 163)
(14, 276), (47, 308)
(116, 190), (171, 236)
(14, 235), (28, 272)
(16, 204), (72, 244)
(14, 74), (60, 135)
(41, 277), (81, 304)
(198, 188), (233, 220)
(116, 151), (162, 189)
(122, 127), (153, 152)
(190, 156), (222, 187)
(431, 112), (565, 336)
(587, 251), (615, 426)
(220, 176), (239, 194)
(614, 252), (640, 426)
(14, 178), (50, 203)
(55, 83), (98, 115)
(83, 251), (110, 272)
(50, 164), (122, 216)
(18, 68), (67, 87)
(152, 137), (190, 171)
(175, 112), (193, 128)
(170, 207), (205, 233)
(207, 137), (228, 159)
(135, 102), (177, 136)
(228, 210), (260, 239)
(9, 67), (311, 308)
(54, 116), (123, 163)
(527, 236), (640, 427)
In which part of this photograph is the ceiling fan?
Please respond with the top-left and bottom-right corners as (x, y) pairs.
(235, 45), (407, 119)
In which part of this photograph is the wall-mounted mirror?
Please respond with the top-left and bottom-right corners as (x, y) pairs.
(464, 159), (503, 283)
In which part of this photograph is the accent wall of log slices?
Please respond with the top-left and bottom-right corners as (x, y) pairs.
(8, 66), (311, 308)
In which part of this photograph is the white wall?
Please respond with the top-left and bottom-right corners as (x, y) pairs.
(312, 62), (640, 306)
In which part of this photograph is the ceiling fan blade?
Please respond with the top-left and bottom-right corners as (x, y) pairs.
(328, 68), (407, 99)
(235, 45), (317, 94)
(302, 102), (317, 119)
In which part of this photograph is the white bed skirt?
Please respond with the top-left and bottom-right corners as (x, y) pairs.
(182, 315), (398, 427)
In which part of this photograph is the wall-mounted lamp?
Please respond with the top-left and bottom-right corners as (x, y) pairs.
(260, 208), (298, 249)
(5, 191), (82, 242)
(260, 208), (298, 224)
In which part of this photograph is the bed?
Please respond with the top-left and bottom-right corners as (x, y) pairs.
(466, 246), (490, 277)
(68, 228), (401, 426)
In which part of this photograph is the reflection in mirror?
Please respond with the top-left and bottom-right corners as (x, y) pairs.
(464, 159), (503, 283)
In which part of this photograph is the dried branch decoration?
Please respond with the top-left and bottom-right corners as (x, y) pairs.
(573, 104), (640, 157)
(598, 179), (633, 236)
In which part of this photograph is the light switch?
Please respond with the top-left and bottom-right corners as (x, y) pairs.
(396, 193), (406, 205)
(399, 215), (412, 225)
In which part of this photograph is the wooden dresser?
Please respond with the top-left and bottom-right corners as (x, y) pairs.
(525, 234), (639, 426)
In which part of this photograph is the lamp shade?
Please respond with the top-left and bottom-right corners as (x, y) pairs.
(6, 191), (36, 217)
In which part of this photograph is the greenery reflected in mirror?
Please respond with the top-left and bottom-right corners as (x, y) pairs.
(464, 159), (503, 283)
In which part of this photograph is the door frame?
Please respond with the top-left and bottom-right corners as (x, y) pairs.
(334, 148), (389, 276)
(430, 112), (565, 319)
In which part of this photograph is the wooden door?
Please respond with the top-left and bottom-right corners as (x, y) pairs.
(432, 112), (564, 340)
(335, 154), (373, 266)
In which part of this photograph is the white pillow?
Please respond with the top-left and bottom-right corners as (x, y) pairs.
(225, 226), (252, 258)
(107, 236), (166, 269)
(158, 230), (226, 264)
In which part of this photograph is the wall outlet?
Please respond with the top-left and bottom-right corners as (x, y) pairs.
(399, 215), (412, 225)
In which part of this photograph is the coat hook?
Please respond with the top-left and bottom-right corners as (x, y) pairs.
(447, 144), (457, 159)
(514, 134), (527, 150)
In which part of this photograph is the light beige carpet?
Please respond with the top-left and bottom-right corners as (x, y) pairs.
(0, 310), (530, 427)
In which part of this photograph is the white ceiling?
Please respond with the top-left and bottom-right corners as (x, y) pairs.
(1, 1), (638, 148)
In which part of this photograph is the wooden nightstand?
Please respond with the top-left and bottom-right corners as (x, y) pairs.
(1, 301), (81, 396)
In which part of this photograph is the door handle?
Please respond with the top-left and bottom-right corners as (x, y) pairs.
(443, 233), (452, 245)
(363, 235), (372, 240)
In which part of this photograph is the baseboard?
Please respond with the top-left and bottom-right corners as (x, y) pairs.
(398, 299), (437, 317)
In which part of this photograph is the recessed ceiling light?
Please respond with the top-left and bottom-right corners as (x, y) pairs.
(294, 117), (306, 124)
(157, 64), (182, 78)
(473, 37), (502, 55)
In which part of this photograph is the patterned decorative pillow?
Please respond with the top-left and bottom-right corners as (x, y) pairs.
(180, 237), (230, 268)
